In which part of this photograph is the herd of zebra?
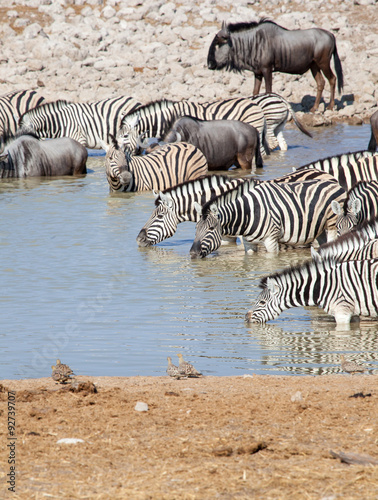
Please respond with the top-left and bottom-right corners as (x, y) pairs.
(1, 89), (378, 327)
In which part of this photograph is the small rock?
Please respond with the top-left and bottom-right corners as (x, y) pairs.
(291, 391), (303, 402)
(135, 401), (149, 412)
(56, 438), (85, 445)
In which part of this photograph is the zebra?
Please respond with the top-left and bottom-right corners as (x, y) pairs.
(245, 257), (378, 326)
(311, 217), (378, 262)
(137, 166), (342, 247)
(0, 89), (45, 150)
(18, 95), (141, 149)
(250, 93), (312, 151)
(102, 136), (208, 192)
(331, 180), (378, 235)
(117, 97), (269, 157)
(136, 174), (246, 246)
(295, 150), (376, 191)
(189, 177), (346, 258)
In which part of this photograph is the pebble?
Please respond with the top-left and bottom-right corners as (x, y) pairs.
(291, 391), (303, 402)
(56, 438), (85, 445)
(134, 401), (149, 412)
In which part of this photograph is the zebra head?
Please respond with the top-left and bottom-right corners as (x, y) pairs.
(245, 278), (283, 324)
(332, 198), (361, 236)
(117, 111), (141, 154)
(102, 135), (133, 192)
(136, 191), (178, 247)
(190, 202), (222, 258)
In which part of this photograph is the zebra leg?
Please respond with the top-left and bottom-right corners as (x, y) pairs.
(221, 236), (239, 246)
(276, 127), (288, 151)
(242, 237), (258, 254)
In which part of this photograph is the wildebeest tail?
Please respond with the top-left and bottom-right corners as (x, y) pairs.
(255, 133), (264, 168)
(333, 44), (344, 94)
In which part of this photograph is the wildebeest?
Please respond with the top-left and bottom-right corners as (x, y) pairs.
(368, 109), (378, 151)
(207, 19), (344, 112)
(163, 116), (263, 171)
(0, 132), (87, 178)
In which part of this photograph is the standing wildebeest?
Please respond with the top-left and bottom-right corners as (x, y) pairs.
(163, 116), (263, 171)
(207, 19), (344, 112)
(0, 132), (87, 178)
(368, 109), (378, 151)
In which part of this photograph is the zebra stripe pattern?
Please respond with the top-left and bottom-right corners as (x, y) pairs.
(137, 174), (245, 246)
(295, 150), (376, 191)
(190, 177), (345, 257)
(19, 95), (141, 149)
(0, 89), (45, 148)
(312, 216), (378, 262)
(246, 257), (378, 326)
(104, 140), (208, 192)
(118, 97), (268, 156)
(331, 180), (378, 235)
(250, 93), (312, 151)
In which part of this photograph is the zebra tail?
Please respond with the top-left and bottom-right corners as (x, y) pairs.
(261, 125), (270, 156)
(333, 44), (344, 94)
(255, 134), (264, 168)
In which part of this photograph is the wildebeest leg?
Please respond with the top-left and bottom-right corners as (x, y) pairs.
(236, 149), (254, 171)
(310, 62), (325, 112)
(253, 75), (263, 95)
(320, 65), (337, 111)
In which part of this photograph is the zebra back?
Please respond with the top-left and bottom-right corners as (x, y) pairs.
(313, 216), (378, 261)
(296, 150), (376, 191)
(0, 89), (46, 148)
(19, 99), (72, 137)
(248, 257), (378, 325)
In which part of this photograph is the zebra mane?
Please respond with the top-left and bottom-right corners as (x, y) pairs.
(19, 99), (71, 124)
(201, 178), (254, 217)
(297, 150), (372, 170)
(128, 99), (178, 120)
(1, 129), (40, 147)
(154, 174), (237, 206)
(350, 214), (378, 237)
(226, 18), (277, 33)
(259, 257), (337, 290)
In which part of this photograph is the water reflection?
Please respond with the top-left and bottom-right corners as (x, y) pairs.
(1, 123), (377, 379)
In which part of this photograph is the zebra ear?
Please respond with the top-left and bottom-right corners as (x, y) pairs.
(153, 190), (159, 199)
(160, 191), (173, 209)
(128, 112), (140, 129)
(349, 198), (362, 215)
(193, 201), (202, 216)
(209, 203), (219, 216)
(311, 246), (321, 261)
(266, 278), (279, 295)
(331, 200), (342, 216)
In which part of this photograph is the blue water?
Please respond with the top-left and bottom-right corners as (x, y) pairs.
(1, 123), (377, 379)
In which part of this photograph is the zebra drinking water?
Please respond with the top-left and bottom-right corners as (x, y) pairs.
(311, 217), (378, 262)
(118, 97), (269, 156)
(189, 177), (345, 257)
(246, 257), (378, 326)
(18, 95), (141, 149)
(331, 180), (378, 235)
(102, 136), (208, 192)
(138, 167), (341, 247)
(136, 174), (246, 247)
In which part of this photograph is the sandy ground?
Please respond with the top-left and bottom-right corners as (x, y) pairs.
(1, 374), (377, 499)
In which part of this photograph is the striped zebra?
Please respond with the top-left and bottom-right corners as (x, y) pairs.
(295, 150), (376, 191)
(137, 167), (340, 247)
(18, 95), (141, 149)
(189, 177), (345, 257)
(312, 217), (378, 262)
(331, 180), (378, 235)
(137, 174), (246, 246)
(118, 97), (269, 156)
(250, 93), (312, 151)
(0, 89), (45, 149)
(102, 136), (208, 192)
(245, 257), (378, 326)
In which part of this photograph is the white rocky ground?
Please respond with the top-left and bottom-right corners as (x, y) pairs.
(0, 0), (377, 126)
